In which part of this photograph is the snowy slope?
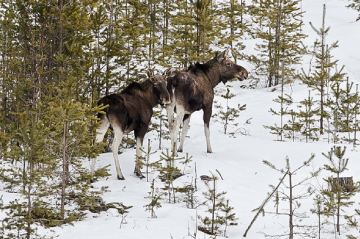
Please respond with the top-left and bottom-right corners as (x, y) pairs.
(1, 0), (360, 238)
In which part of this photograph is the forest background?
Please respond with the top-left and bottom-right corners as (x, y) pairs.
(1, 0), (360, 238)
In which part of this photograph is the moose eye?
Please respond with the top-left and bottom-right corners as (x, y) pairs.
(227, 63), (231, 67)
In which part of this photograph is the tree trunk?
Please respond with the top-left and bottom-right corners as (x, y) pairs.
(211, 179), (216, 234)
(26, 162), (33, 239)
(289, 172), (293, 239)
(61, 120), (68, 219)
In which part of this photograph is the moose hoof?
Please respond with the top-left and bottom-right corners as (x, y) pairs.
(134, 172), (146, 180)
(117, 175), (125, 180)
(177, 148), (183, 153)
(207, 150), (213, 153)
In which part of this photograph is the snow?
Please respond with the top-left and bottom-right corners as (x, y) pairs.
(1, 0), (360, 238)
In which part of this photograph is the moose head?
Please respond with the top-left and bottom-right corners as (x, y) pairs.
(215, 48), (248, 83)
(147, 68), (172, 105)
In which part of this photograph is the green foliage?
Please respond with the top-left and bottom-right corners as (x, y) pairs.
(346, 0), (360, 21)
(144, 179), (163, 218)
(245, 155), (320, 238)
(198, 173), (237, 237)
(213, 87), (246, 134)
(0, 111), (59, 238)
(217, 0), (247, 63)
(321, 146), (357, 235)
(248, 0), (306, 87)
(140, 139), (161, 182)
(330, 78), (360, 143)
(297, 91), (320, 142)
(264, 93), (293, 141)
(157, 147), (184, 203)
(298, 4), (346, 135)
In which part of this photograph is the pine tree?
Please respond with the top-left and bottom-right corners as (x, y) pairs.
(321, 146), (356, 235)
(141, 139), (160, 182)
(346, 0), (360, 21)
(213, 87), (246, 134)
(244, 154), (320, 238)
(249, 0), (306, 87)
(45, 74), (107, 221)
(297, 90), (319, 142)
(299, 4), (346, 135)
(217, 0), (247, 63)
(283, 109), (303, 142)
(310, 194), (331, 239)
(0, 110), (59, 238)
(170, 0), (198, 69)
(331, 78), (360, 143)
(157, 147), (184, 203)
(198, 173), (227, 236)
(219, 199), (238, 238)
(144, 179), (163, 218)
(263, 93), (293, 141)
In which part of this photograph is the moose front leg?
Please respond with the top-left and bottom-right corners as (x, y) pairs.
(171, 106), (185, 154)
(203, 107), (213, 153)
(178, 114), (191, 153)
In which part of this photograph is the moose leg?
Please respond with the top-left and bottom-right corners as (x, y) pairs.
(171, 106), (185, 153)
(166, 104), (175, 146)
(111, 126), (125, 180)
(91, 116), (110, 176)
(178, 114), (191, 153)
(134, 127), (146, 179)
(203, 107), (213, 153)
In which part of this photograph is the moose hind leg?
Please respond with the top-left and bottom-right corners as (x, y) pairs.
(111, 125), (125, 180)
(134, 127), (146, 179)
(178, 114), (191, 153)
(91, 115), (110, 176)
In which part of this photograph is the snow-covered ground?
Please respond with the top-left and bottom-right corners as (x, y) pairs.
(1, 0), (360, 238)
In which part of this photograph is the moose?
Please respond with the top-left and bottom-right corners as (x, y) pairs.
(91, 69), (172, 180)
(166, 49), (248, 153)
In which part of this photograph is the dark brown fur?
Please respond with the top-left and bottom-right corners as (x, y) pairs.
(166, 49), (248, 153)
(92, 69), (172, 180)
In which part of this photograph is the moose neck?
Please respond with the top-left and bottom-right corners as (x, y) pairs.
(199, 60), (225, 88)
(137, 80), (160, 108)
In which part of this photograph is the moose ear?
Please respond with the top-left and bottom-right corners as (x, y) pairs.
(163, 68), (172, 77)
(217, 48), (230, 62)
(146, 69), (154, 78)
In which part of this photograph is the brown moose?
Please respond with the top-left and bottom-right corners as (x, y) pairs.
(92, 69), (172, 180)
(166, 49), (248, 153)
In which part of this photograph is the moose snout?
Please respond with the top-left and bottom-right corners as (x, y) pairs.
(237, 69), (248, 81)
(160, 95), (171, 105)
